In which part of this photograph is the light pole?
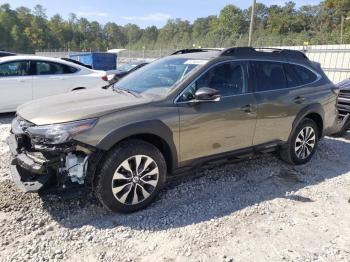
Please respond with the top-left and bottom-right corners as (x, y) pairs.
(248, 0), (257, 47)
(340, 16), (350, 44)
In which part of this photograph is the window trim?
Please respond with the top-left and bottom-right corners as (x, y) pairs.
(174, 59), (322, 104)
(0, 60), (31, 77)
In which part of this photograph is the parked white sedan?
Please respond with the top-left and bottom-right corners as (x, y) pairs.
(0, 55), (108, 113)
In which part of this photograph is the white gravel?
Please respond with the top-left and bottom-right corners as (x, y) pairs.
(0, 113), (350, 262)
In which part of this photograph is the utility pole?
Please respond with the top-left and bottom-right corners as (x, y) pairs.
(248, 0), (256, 47)
(341, 16), (344, 44)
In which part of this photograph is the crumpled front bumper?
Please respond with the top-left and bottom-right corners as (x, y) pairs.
(7, 134), (53, 193)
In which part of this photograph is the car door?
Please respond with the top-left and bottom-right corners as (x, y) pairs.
(0, 60), (32, 112)
(177, 61), (257, 163)
(32, 61), (77, 99)
(252, 61), (315, 145)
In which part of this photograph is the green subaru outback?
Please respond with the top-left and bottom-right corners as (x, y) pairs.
(8, 47), (339, 213)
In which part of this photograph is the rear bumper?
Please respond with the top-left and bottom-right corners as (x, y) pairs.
(7, 134), (52, 193)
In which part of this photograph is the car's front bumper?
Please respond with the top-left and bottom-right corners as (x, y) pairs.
(7, 134), (53, 192)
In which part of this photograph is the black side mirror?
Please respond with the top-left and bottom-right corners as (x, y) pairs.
(194, 87), (221, 102)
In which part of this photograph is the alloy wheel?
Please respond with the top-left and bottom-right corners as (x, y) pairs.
(111, 155), (159, 205)
(295, 126), (316, 159)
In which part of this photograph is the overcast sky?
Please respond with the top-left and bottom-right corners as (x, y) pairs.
(4, 0), (322, 28)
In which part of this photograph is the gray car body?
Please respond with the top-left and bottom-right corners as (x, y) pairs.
(17, 51), (338, 174)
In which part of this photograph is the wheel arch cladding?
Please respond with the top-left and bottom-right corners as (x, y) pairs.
(292, 104), (324, 139)
(96, 120), (178, 173)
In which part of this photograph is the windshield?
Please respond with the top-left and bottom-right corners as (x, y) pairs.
(117, 63), (139, 72)
(113, 57), (208, 96)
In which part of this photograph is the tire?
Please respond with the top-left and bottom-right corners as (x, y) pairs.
(94, 139), (167, 213)
(280, 118), (319, 165)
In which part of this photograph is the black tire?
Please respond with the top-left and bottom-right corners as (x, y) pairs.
(280, 118), (319, 165)
(94, 139), (167, 213)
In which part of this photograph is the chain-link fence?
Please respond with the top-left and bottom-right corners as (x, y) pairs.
(36, 45), (350, 83)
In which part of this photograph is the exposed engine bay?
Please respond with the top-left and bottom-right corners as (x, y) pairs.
(7, 116), (99, 192)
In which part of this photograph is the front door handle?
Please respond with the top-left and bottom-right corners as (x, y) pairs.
(240, 104), (253, 113)
(294, 96), (305, 104)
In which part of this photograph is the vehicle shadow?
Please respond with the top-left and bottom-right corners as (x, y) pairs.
(36, 135), (350, 231)
(0, 112), (15, 124)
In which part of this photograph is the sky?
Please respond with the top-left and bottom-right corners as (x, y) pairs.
(3, 0), (321, 28)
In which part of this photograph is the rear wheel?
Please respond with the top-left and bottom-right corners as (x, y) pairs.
(94, 139), (167, 213)
(280, 118), (319, 165)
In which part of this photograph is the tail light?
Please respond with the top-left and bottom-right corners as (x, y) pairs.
(101, 75), (108, 82)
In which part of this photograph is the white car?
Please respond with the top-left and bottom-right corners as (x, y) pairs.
(0, 55), (108, 113)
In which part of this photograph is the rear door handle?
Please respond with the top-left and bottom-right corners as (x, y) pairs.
(240, 104), (253, 113)
(294, 96), (305, 104)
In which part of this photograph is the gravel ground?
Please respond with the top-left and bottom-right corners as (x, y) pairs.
(0, 113), (350, 262)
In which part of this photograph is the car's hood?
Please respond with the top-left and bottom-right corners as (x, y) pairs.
(17, 88), (151, 125)
(337, 79), (350, 89)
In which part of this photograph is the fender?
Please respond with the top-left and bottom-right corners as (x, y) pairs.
(96, 119), (178, 170)
(289, 103), (325, 140)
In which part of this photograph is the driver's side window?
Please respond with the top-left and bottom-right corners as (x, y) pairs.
(179, 61), (248, 102)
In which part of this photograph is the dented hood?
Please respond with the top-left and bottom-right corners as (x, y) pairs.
(17, 88), (151, 125)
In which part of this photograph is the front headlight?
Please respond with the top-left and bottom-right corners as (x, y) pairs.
(26, 118), (98, 145)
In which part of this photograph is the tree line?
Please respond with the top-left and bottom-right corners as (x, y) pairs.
(0, 0), (350, 53)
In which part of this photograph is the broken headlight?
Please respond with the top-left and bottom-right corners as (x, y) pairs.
(26, 118), (98, 145)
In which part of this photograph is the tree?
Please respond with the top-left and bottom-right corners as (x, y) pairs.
(1, 1), (350, 53)
(213, 5), (245, 46)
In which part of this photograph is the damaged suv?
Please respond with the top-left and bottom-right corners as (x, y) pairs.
(8, 47), (338, 213)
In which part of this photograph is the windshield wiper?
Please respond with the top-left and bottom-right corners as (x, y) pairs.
(113, 87), (140, 97)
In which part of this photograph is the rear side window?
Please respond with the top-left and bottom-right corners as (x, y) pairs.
(35, 61), (78, 75)
(0, 61), (30, 77)
(64, 65), (78, 73)
(284, 63), (302, 87)
(253, 61), (287, 91)
(290, 64), (318, 85)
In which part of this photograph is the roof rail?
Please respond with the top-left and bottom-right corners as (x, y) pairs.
(171, 48), (222, 55)
(220, 47), (308, 60)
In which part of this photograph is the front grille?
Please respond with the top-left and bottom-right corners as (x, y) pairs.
(337, 90), (350, 120)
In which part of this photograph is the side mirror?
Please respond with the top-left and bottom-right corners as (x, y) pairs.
(194, 87), (221, 102)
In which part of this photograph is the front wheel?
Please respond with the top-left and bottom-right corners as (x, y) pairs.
(94, 139), (167, 213)
(280, 118), (319, 165)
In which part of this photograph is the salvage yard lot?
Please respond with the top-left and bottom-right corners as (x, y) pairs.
(0, 113), (350, 261)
